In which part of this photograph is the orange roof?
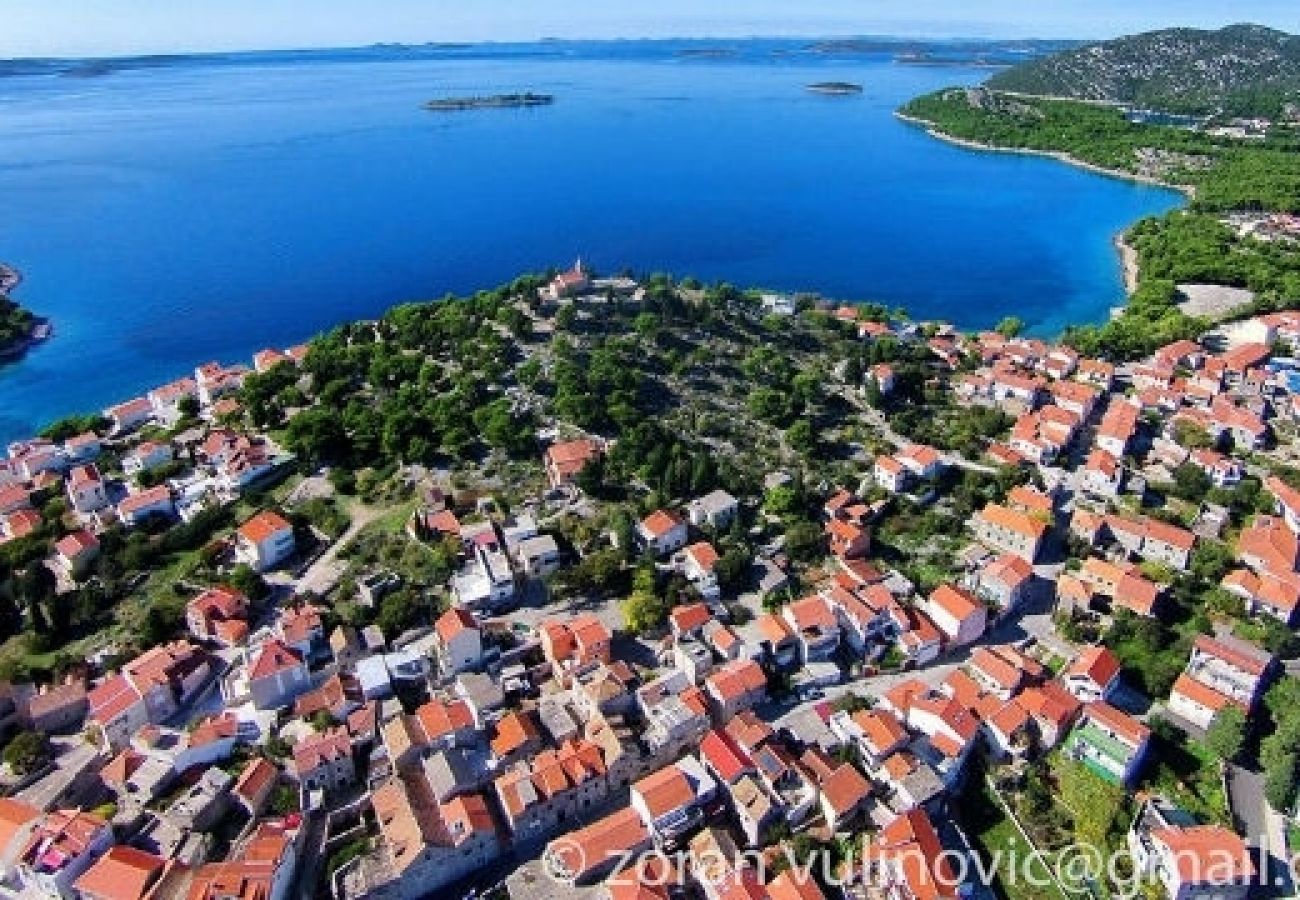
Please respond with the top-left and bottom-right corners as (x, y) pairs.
(820, 763), (871, 816)
(1150, 825), (1253, 884)
(74, 845), (164, 900)
(928, 584), (982, 622)
(234, 757), (279, 805)
(238, 510), (291, 544)
(1083, 701), (1150, 746)
(435, 606), (478, 645)
(1171, 673), (1236, 713)
(1238, 516), (1299, 573)
(685, 542), (720, 572)
(873, 809), (961, 900)
(416, 698), (474, 741)
(249, 639), (304, 681)
(0, 798), (39, 853)
(547, 807), (649, 881)
(768, 871), (827, 900)
(1068, 645), (1121, 689)
(977, 503), (1047, 541)
(853, 709), (908, 755)
(490, 710), (541, 758)
(670, 602), (712, 634)
(641, 509), (684, 538)
(756, 613), (794, 644)
(633, 765), (697, 817)
(706, 658), (766, 703)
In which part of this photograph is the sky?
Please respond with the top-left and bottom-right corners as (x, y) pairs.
(3, 0), (1300, 58)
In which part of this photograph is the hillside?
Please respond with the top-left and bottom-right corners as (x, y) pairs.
(987, 23), (1300, 117)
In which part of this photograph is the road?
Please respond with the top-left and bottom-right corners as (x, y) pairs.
(286, 502), (384, 596)
(1226, 763), (1295, 898)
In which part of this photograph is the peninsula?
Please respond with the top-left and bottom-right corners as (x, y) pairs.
(423, 92), (554, 111)
(0, 264), (50, 362)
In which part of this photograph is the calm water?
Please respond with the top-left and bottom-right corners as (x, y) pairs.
(0, 42), (1181, 443)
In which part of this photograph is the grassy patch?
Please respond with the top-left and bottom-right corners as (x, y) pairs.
(962, 776), (1068, 900)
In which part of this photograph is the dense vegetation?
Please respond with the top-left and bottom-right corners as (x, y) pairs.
(0, 295), (37, 355)
(987, 23), (1300, 117)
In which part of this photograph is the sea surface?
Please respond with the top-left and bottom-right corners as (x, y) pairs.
(0, 40), (1182, 443)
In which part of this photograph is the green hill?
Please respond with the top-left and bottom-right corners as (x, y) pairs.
(987, 23), (1300, 117)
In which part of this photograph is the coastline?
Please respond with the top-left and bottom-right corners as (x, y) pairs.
(893, 111), (1194, 197)
(894, 110), (1192, 303)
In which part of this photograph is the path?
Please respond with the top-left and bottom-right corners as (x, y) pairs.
(289, 502), (385, 596)
(1226, 764), (1295, 898)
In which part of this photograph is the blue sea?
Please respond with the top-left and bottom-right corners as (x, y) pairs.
(0, 40), (1182, 444)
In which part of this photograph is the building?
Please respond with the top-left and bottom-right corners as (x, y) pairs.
(972, 553), (1033, 616)
(922, 584), (988, 648)
(186, 585), (250, 647)
(629, 758), (717, 846)
(1064, 646), (1122, 703)
(542, 807), (652, 886)
(543, 438), (602, 489)
(65, 465), (109, 514)
(248, 639), (310, 710)
(72, 845), (168, 900)
(638, 510), (688, 557)
(433, 607), (482, 675)
(116, 485), (174, 527)
(971, 503), (1048, 562)
(186, 819), (299, 900)
(1064, 702), (1150, 786)
(687, 490), (739, 530)
(235, 510), (296, 571)
(15, 809), (113, 898)
(1128, 799), (1253, 900)
(54, 530), (100, 578)
(292, 727), (355, 796)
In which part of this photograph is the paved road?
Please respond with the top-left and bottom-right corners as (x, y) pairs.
(1226, 763), (1295, 898)
(286, 502), (383, 596)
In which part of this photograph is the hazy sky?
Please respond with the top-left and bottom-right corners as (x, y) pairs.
(4, 0), (1300, 58)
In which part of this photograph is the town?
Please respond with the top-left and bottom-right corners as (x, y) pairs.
(0, 258), (1295, 900)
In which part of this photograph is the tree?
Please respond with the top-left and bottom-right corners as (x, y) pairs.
(621, 590), (667, 636)
(784, 521), (824, 563)
(995, 316), (1024, 338)
(3, 731), (50, 776)
(1204, 706), (1247, 762)
(229, 564), (270, 604)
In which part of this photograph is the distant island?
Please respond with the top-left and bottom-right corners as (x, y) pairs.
(806, 82), (863, 96)
(0, 264), (51, 362)
(423, 93), (554, 112)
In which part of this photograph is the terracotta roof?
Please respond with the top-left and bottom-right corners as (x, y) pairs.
(234, 758), (279, 805)
(976, 503), (1047, 542)
(1068, 645), (1122, 689)
(1171, 673), (1235, 714)
(490, 710), (541, 758)
(547, 807), (649, 881)
(670, 602), (712, 634)
(928, 584), (982, 622)
(699, 730), (755, 783)
(1150, 825), (1253, 884)
(87, 673), (142, 725)
(1082, 701), (1150, 747)
(415, 698), (474, 741)
(249, 639), (304, 681)
(640, 509), (684, 539)
(820, 763), (871, 816)
(0, 798), (39, 855)
(706, 659), (766, 704)
(238, 510), (291, 544)
(74, 845), (165, 900)
(633, 765), (697, 818)
(55, 529), (99, 559)
(435, 606), (478, 645)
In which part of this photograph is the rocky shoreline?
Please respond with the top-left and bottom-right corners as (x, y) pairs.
(0, 263), (52, 362)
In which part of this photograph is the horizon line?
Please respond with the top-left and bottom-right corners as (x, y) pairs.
(0, 31), (1089, 64)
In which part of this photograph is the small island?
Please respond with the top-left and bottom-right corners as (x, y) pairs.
(0, 264), (51, 362)
(806, 81), (864, 96)
(423, 92), (554, 112)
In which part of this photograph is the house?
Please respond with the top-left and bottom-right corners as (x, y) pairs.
(971, 503), (1047, 562)
(186, 585), (250, 647)
(1168, 633), (1273, 729)
(490, 710), (544, 767)
(104, 397), (154, 435)
(864, 808), (961, 900)
(541, 260), (591, 302)
(782, 594), (841, 662)
(543, 807), (652, 886)
(61, 433), (101, 465)
(54, 530), (100, 578)
(233, 757), (280, 816)
(1018, 682), (1082, 749)
(278, 604), (324, 659)
(73, 845), (167, 900)
(543, 438), (602, 489)
(703, 659), (767, 721)
(540, 615), (613, 681)
(235, 510), (295, 571)
(873, 455), (910, 493)
(669, 602), (712, 641)
(1064, 646), (1122, 703)
(1237, 516), (1299, 574)
(14, 809), (113, 898)
(513, 534), (561, 579)
(922, 584), (988, 648)
(1266, 475), (1300, 534)
(291, 727), (355, 796)
(896, 444), (944, 481)
(1222, 568), (1300, 626)
(1064, 702), (1150, 785)
(494, 738), (610, 844)
(66, 465), (109, 514)
(683, 542), (721, 601)
(687, 489), (739, 530)
(629, 758), (717, 846)
(1080, 448), (1124, 497)
(25, 683), (88, 734)
(825, 516), (872, 560)
(433, 607), (482, 675)
(116, 485), (174, 527)
(818, 763), (872, 832)
(0, 798), (40, 880)
(248, 639), (310, 710)
(638, 510), (688, 557)
(186, 818), (300, 900)
(1127, 798), (1253, 900)
(972, 553), (1033, 616)
(87, 676), (148, 751)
